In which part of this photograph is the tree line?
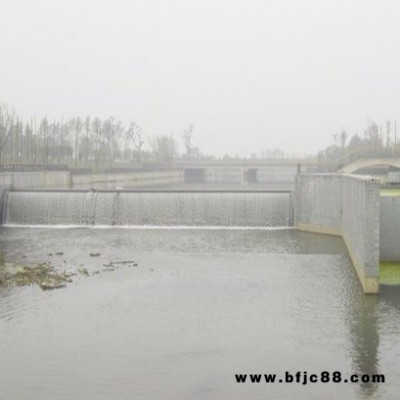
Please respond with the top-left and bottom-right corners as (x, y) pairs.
(0, 104), (199, 168)
(317, 120), (399, 165)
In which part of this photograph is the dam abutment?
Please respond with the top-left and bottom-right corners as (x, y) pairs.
(294, 173), (380, 294)
(294, 174), (342, 236)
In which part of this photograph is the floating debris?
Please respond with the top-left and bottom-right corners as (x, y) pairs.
(39, 278), (67, 291)
(1, 262), (71, 291)
(78, 268), (90, 276)
(0, 252), (139, 291)
(103, 260), (138, 269)
(108, 260), (136, 265)
(62, 271), (76, 278)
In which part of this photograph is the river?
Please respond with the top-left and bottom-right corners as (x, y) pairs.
(0, 227), (399, 399)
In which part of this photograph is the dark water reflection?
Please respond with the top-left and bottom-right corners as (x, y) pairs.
(0, 228), (399, 400)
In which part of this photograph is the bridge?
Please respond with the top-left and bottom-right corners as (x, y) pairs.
(177, 160), (337, 185)
(338, 158), (400, 174)
(175, 159), (335, 169)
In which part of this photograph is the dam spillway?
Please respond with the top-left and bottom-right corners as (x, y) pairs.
(3, 189), (293, 228)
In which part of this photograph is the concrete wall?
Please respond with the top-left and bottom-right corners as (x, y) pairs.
(0, 170), (183, 220)
(72, 170), (183, 188)
(0, 172), (71, 190)
(184, 165), (297, 184)
(0, 172), (72, 224)
(0, 170), (183, 191)
(380, 196), (400, 261)
(294, 174), (342, 235)
(342, 175), (380, 294)
(257, 165), (297, 183)
(205, 166), (244, 183)
(295, 173), (380, 294)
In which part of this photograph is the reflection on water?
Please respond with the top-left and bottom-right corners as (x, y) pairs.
(0, 228), (399, 400)
(347, 291), (380, 396)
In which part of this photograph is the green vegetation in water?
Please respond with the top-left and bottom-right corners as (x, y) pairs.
(0, 254), (72, 290)
(380, 262), (400, 285)
(0, 251), (139, 291)
(380, 188), (400, 196)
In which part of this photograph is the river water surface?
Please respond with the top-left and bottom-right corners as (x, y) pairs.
(0, 227), (399, 399)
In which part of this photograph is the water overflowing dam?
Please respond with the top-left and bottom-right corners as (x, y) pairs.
(1, 176), (400, 399)
(3, 189), (293, 227)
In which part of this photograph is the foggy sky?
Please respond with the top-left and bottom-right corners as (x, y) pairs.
(1, 0), (400, 157)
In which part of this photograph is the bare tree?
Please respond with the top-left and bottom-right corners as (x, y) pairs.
(126, 122), (145, 162)
(83, 116), (91, 163)
(182, 123), (194, 157)
(92, 117), (103, 164)
(340, 129), (348, 150)
(102, 117), (123, 162)
(39, 116), (53, 164)
(74, 117), (83, 165)
(386, 120), (391, 148)
(149, 135), (177, 164)
(23, 122), (33, 162)
(0, 104), (15, 164)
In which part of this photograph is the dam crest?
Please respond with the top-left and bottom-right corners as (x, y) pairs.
(3, 189), (293, 228)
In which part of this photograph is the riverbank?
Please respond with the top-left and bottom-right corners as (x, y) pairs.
(380, 262), (400, 285)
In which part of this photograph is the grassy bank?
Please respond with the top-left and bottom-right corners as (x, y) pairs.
(380, 188), (400, 196)
(380, 262), (400, 285)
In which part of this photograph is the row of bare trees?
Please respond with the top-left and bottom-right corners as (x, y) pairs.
(0, 104), (198, 167)
(317, 120), (399, 164)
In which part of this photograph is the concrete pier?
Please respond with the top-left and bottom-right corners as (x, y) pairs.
(294, 173), (380, 294)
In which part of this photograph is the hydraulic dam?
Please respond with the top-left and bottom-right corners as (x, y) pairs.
(0, 172), (383, 293)
(3, 190), (293, 228)
(1, 171), (399, 400)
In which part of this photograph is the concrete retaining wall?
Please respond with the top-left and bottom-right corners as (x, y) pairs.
(342, 176), (380, 294)
(380, 196), (400, 261)
(184, 165), (297, 184)
(0, 172), (71, 190)
(295, 173), (380, 294)
(0, 172), (72, 224)
(0, 170), (183, 221)
(257, 166), (297, 183)
(72, 170), (183, 188)
(204, 166), (244, 183)
(294, 174), (342, 235)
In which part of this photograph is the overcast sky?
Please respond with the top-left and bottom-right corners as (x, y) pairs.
(1, 0), (400, 157)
